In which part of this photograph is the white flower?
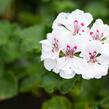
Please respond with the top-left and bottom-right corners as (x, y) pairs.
(88, 19), (109, 66)
(52, 12), (69, 29)
(100, 44), (109, 56)
(99, 43), (109, 67)
(54, 40), (83, 79)
(89, 19), (109, 42)
(40, 9), (109, 80)
(40, 33), (59, 61)
(55, 57), (81, 79)
(40, 26), (75, 71)
(75, 41), (109, 79)
(53, 9), (93, 36)
(40, 30), (62, 71)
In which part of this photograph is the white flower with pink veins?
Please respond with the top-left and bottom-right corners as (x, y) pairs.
(40, 33), (59, 71)
(54, 40), (83, 79)
(40, 9), (109, 80)
(40, 26), (75, 72)
(89, 19), (109, 42)
(75, 41), (109, 79)
(89, 19), (109, 59)
(52, 9), (93, 36)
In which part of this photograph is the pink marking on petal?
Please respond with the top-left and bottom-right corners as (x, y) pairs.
(67, 45), (70, 48)
(96, 29), (99, 32)
(82, 30), (85, 32)
(88, 51), (97, 63)
(89, 52), (92, 55)
(90, 32), (93, 36)
(93, 51), (97, 54)
(74, 20), (78, 23)
(81, 23), (84, 26)
(54, 38), (56, 40)
(74, 45), (77, 49)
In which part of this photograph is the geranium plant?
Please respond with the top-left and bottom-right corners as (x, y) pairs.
(40, 9), (109, 79)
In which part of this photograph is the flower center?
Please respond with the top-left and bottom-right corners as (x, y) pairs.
(90, 29), (103, 40)
(88, 51), (97, 63)
(52, 38), (59, 52)
(73, 20), (84, 35)
(65, 45), (77, 58)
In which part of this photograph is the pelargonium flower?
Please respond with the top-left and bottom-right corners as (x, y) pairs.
(75, 41), (109, 79)
(54, 39), (83, 79)
(53, 9), (93, 36)
(89, 19), (109, 42)
(40, 26), (74, 71)
(40, 33), (59, 71)
(100, 43), (109, 63)
(88, 19), (109, 61)
(40, 9), (109, 80)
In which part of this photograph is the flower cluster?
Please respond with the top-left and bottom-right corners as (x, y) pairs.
(40, 9), (109, 79)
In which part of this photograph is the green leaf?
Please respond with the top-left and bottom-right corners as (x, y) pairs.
(91, 105), (99, 109)
(100, 97), (109, 109)
(41, 71), (59, 93)
(0, 21), (13, 46)
(0, 21), (22, 61)
(42, 96), (72, 109)
(18, 25), (45, 52)
(58, 78), (77, 94)
(0, 72), (17, 100)
(20, 63), (44, 92)
(74, 102), (90, 109)
(41, 70), (77, 93)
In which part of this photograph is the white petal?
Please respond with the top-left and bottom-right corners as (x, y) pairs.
(53, 67), (60, 74)
(71, 9), (93, 26)
(102, 24), (109, 38)
(76, 62), (108, 79)
(65, 9), (93, 31)
(80, 40), (102, 61)
(52, 12), (69, 29)
(44, 59), (57, 71)
(41, 51), (53, 60)
(42, 44), (52, 52)
(90, 19), (109, 41)
(52, 27), (74, 49)
(100, 43), (109, 56)
(97, 55), (109, 66)
(56, 57), (67, 69)
(74, 34), (90, 51)
(55, 57), (78, 79)
(91, 19), (103, 30)
(60, 70), (75, 79)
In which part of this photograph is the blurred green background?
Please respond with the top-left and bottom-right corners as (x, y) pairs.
(0, 0), (109, 109)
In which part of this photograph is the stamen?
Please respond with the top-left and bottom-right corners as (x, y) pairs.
(90, 32), (94, 36)
(89, 52), (92, 55)
(73, 20), (79, 35)
(96, 29), (99, 33)
(88, 51), (97, 63)
(82, 30), (85, 32)
(65, 45), (78, 58)
(74, 45), (77, 49)
(74, 20), (78, 23)
(81, 23), (84, 26)
(52, 38), (59, 53)
(93, 51), (96, 55)
(90, 29), (104, 41)
(73, 20), (85, 35)
(67, 45), (70, 49)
